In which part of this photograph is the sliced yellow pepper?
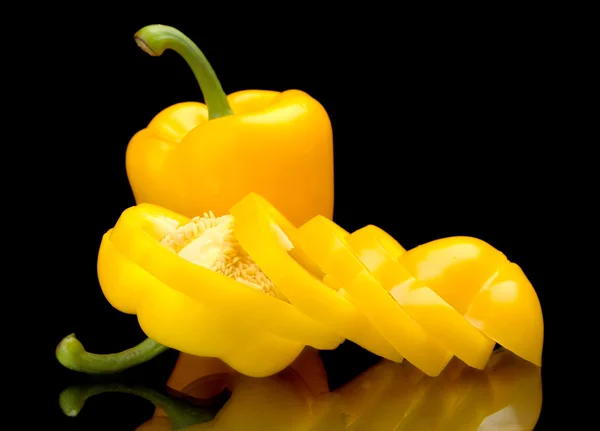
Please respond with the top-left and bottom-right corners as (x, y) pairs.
(297, 215), (453, 376)
(400, 237), (544, 366)
(346, 225), (495, 369)
(105, 203), (341, 349)
(99, 233), (302, 378)
(229, 193), (403, 363)
(93, 202), (344, 377)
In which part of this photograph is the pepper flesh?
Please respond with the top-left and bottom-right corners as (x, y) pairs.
(346, 225), (496, 369)
(400, 237), (544, 366)
(229, 193), (404, 363)
(127, 25), (333, 227)
(97, 202), (342, 377)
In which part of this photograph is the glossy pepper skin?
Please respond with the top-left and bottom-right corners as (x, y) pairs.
(97, 202), (341, 377)
(127, 25), (333, 227)
(400, 236), (544, 367)
(346, 225), (496, 370)
(297, 216), (452, 377)
(298, 216), (543, 369)
(230, 193), (404, 363)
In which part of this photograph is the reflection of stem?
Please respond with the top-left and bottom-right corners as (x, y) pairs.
(59, 382), (222, 430)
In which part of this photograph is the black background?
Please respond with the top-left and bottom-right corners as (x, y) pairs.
(29, 7), (560, 430)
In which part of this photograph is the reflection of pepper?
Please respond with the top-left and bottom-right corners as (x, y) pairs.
(58, 202), (341, 378)
(59, 382), (222, 430)
(481, 347), (543, 429)
(127, 25), (333, 227)
(335, 348), (542, 430)
(142, 347), (344, 430)
(164, 347), (330, 398)
(335, 358), (425, 429)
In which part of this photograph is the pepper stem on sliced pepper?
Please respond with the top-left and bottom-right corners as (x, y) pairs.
(56, 333), (169, 374)
(59, 382), (223, 430)
(134, 24), (233, 120)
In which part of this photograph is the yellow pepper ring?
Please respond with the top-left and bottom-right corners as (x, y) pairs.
(298, 215), (453, 377)
(346, 225), (496, 369)
(229, 193), (404, 363)
(108, 204), (343, 350)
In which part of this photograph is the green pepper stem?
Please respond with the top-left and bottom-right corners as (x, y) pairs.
(59, 383), (219, 430)
(56, 334), (169, 374)
(134, 24), (233, 120)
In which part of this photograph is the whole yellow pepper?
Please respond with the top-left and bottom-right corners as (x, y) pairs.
(127, 25), (334, 227)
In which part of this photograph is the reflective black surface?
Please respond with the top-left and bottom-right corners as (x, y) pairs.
(38, 9), (557, 430)
(53, 344), (543, 430)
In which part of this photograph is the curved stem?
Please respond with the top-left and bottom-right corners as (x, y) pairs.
(56, 334), (169, 374)
(59, 383), (220, 430)
(134, 24), (233, 120)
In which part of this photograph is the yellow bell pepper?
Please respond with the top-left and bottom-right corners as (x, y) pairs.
(296, 216), (453, 377)
(229, 193), (404, 363)
(59, 201), (342, 378)
(400, 236), (544, 366)
(346, 225), (496, 369)
(127, 25), (333, 227)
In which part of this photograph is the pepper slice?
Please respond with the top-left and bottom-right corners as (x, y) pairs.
(229, 193), (403, 362)
(400, 237), (544, 366)
(346, 225), (496, 369)
(296, 215), (453, 376)
(105, 203), (342, 352)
